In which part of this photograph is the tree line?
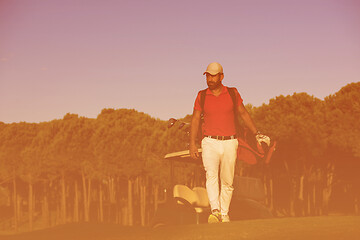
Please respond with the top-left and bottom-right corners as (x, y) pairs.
(0, 82), (359, 232)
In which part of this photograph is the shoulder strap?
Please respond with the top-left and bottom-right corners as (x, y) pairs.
(200, 89), (207, 112)
(227, 87), (237, 111)
(227, 87), (243, 135)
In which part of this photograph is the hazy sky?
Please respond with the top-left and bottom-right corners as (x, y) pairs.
(1, 0), (359, 123)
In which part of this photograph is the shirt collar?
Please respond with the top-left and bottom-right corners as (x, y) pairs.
(206, 85), (228, 95)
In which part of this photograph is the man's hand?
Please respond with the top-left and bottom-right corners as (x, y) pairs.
(255, 132), (271, 146)
(190, 109), (201, 160)
(190, 143), (199, 159)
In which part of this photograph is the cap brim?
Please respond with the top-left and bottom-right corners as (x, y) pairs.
(203, 71), (221, 75)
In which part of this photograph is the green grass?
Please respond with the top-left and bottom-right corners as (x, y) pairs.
(1, 216), (359, 240)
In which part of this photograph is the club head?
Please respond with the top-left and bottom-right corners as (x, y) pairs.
(167, 118), (177, 128)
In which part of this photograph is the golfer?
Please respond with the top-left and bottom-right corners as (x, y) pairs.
(190, 62), (268, 223)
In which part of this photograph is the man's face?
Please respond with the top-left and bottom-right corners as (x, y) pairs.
(206, 73), (223, 90)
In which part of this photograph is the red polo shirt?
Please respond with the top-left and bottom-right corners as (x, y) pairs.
(194, 86), (243, 136)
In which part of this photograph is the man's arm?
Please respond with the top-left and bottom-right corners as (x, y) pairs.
(189, 109), (202, 159)
(237, 103), (257, 135)
(237, 103), (271, 146)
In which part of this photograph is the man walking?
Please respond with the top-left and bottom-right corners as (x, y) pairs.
(189, 62), (268, 223)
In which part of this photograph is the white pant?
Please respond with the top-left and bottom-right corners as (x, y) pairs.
(201, 137), (238, 215)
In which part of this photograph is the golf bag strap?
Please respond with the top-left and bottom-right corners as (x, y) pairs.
(200, 89), (207, 112)
(227, 87), (237, 112)
(228, 87), (242, 135)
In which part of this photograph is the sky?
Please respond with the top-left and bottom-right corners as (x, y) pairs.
(1, 0), (359, 123)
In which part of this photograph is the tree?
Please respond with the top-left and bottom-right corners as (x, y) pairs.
(0, 122), (39, 231)
(250, 92), (328, 216)
(324, 82), (360, 214)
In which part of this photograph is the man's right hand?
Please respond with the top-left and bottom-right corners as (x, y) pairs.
(190, 143), (199, 159)
(189, 109), (202, 160)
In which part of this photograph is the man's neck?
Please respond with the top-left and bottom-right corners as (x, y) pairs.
(210, 84), (224, 96)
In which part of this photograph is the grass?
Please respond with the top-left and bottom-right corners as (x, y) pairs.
(0, 216), (359, 240)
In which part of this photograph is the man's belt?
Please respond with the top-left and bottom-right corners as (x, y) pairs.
(204, 135), (237, 140)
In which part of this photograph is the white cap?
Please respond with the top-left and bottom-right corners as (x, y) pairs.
(203, 62), (223, 75)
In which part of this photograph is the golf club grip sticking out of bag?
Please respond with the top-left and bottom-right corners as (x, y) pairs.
(167, 118), (204, 145)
